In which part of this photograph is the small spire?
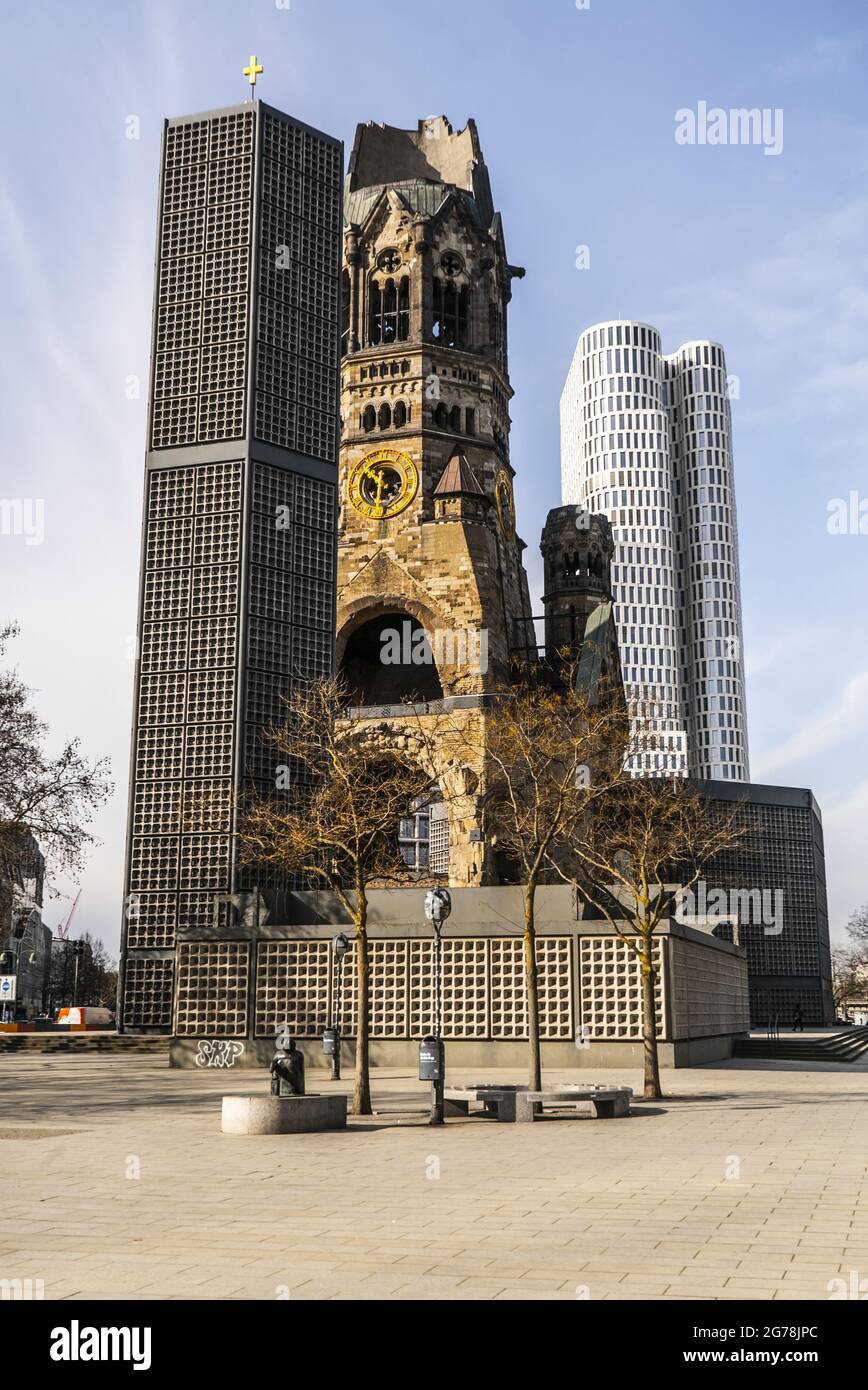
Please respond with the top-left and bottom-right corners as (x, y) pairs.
(433, 449), (486, 498)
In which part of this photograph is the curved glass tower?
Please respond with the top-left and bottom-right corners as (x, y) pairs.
(560, 320), (749, 781)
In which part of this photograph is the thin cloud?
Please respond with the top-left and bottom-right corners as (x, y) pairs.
(775, 34), (864, 81)
(753, 671), (868, 777)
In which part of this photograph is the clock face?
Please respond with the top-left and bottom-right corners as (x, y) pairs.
(348, 447), (419, 521)
(495, 471), (516, 538)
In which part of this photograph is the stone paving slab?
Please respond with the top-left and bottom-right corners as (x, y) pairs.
(1, 1055), (867, 1301)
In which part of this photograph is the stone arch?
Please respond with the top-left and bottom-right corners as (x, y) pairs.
(337, 597), (447, 706)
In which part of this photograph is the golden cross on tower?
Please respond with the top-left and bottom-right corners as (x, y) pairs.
(243, 55), (263, 93)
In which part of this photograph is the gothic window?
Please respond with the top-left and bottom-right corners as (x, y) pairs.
(433, 402), (448, 429)
(369, 274), (410, 345)
(394, 400), (407, 428)
(341, 269), (350, 356)
(450, 405), (462, 432)
(398, 277), (410, 341)
(369, 278), (395, 345)
(432, 278), (469, 348)
(368, 280), (380, 345)
(378, 403), (392, 430)
(362, 404), (376, 432)
(382, 279), (397, 343)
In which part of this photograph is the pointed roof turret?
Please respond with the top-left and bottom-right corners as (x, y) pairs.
(433, 450), (486, 498)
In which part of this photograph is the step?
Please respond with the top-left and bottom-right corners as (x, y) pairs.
(0, 1033), (170, 1054)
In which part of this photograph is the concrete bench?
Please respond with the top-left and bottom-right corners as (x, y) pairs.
(514, 1088), (632, 1122)
(444, 1085), (527, 1122)
(444, 1084), (631, 1122)
(221, 1094), (347, 1135)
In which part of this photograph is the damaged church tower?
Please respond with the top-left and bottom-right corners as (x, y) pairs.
(337, 117), (536, 885)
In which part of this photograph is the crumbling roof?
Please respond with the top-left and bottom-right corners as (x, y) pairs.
(344, 179), (484, 232)
(345, 115), (495, 228)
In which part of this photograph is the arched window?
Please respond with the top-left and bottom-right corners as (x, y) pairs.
(450, 405), (462, 432)
(398, 277), (410, 341)
(378, 403), (392, 430)
(433, 402), (448, 429)
(368, 279), (380, 346)
(341, 269), (351, 356)
(433, 279), (469, 347)
(382, 279), (397, 343)
(362, 405), (376, 432)
(394, 400), (407, 428)
(369, 278), (398, 345)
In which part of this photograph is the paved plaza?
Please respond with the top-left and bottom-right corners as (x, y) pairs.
(2, 1053), (867, 1301)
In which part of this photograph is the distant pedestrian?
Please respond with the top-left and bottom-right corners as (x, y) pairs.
(793, 1004), (804, 1032)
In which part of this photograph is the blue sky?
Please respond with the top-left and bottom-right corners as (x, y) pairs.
(1, 0), (867, 951)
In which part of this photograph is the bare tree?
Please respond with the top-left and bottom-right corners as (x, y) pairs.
(0, 624), (112, 884)
(238, 675), (444, 1116)
(845, 904), (868, 951)
(47, 932), (117, 1011)
(471, 663), (627, 1090)
(560, 775), (748, 1100)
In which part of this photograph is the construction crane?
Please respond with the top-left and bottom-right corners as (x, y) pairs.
(56, 890), (81, 940)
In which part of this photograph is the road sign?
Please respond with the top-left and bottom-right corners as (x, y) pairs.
(0, 975), (16, 1002)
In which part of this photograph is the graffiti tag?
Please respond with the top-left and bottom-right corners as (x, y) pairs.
(195, 1040), (245, 1069)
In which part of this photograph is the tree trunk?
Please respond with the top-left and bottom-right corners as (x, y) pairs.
(352, 897), (372, 1116)
(641, 942), (662, 1100)
(524, 887), (542, 1092)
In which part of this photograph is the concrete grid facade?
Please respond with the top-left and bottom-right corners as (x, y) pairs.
(167, 886), (750, 1069)
(560, 320), (749, 782)
(119, 100), (343, 1034)
(700, 782), (835, 1028)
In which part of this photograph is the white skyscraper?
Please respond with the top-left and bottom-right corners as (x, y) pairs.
(560, 319), (749, 781)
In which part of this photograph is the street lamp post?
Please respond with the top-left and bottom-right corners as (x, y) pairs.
(420, 887), (452, 1126)
(72, 940), (85, 1006)
(323, 932), (349, 1081)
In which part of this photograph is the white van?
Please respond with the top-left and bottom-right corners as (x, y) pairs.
(56, 1006), (114, 1027)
